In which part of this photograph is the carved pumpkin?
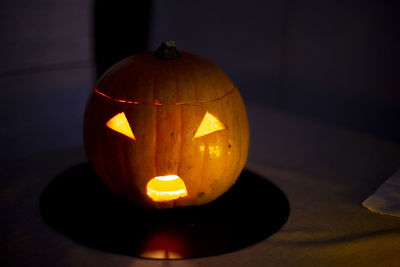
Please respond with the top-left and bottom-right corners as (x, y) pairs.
(84, 41), (249, 209)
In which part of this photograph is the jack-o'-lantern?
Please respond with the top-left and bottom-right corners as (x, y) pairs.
(84, 41), (249, 209)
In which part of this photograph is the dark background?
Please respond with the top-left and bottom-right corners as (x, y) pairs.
(1, 0), (399, 164)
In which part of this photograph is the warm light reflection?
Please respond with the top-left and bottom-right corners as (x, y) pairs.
(209, 144), (222, 159)
(140, 249), (183, 259)
(139, 231), (186, 259)
(194, 112), (226, 139)
(199, 143), (206, 152)
(105, 112), (136, 140)
(146, 175), (187, 201)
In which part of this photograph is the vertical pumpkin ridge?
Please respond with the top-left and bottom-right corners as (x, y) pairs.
(124, 109), (137, 203)
(100, 100), (114, 193)
(121, 107), (134, 200)
(232, 90), (243, 183)
(200, 103), (208, 199)
(146, 65), (157, 205)
(97, 100), (111, 194)
(174, 68), (181, 208)
(221, 93), (232, 191)
(119, 108), (128, 197)
(233, 95), (242, 188)
(240, 88), (250, 167)
(152, 65), (158, 180)
(102, 102), (121, 195)
(190, 65), (207, 200)
(186, 67), (200, 203)
(152, 65), (161, 209)
(173, 64), (181, 177)
(237, 88), (249, 176)
(177, 104), (184, 205)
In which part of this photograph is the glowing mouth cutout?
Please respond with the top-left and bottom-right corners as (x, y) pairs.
(106, 112), (136, 140)
(146, 175), (188, 202)
(194, 112), (227, 139)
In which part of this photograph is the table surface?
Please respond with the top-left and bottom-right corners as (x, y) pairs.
(2, 105), (400, 267)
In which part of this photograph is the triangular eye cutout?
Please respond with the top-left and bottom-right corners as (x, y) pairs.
(194, 112), (227, 139)
(106, 112), (136, 140)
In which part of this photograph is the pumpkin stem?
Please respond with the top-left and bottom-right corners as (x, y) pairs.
(154, 40), (180, 60)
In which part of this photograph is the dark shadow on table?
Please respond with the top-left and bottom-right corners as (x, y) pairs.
(40, 163), (289, 259)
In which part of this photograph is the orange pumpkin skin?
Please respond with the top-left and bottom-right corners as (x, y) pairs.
(84, 50), (249, 209)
